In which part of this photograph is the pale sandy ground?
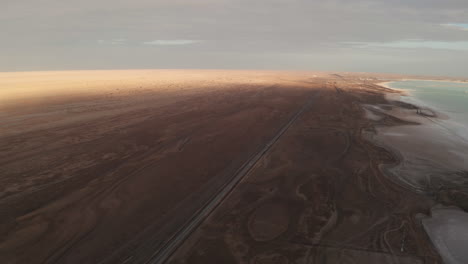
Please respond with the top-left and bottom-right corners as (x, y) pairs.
(421, 206), (468, 264)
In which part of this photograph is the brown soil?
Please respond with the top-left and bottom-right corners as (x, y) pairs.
(0, 70), (444, 263)
(167, 75), (444, 264)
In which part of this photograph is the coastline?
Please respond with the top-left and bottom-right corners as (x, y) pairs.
(379, 79), (468, 87)
(369, 80), (468, 264)
(376, 81), (393, 89)
(377, 79), (468, 92)
(377, 81), (411, 96)
(373, 79), (468, 192)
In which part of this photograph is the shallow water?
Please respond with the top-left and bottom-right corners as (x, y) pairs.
(388, 81), (468, 114)
(375, 81), (468, 192)
(388, 80), (468, 142)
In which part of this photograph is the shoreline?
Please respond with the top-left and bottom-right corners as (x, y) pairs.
(372, 80), (468, 193)
(369, 80), (468, 264)
(377, 79), (468, 89)
(376, 81), (411, 96)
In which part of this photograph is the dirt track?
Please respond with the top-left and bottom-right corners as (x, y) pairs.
(0, 70), (445, 263)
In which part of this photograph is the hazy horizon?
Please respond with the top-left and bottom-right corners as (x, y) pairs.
(2, 0), (468, 77)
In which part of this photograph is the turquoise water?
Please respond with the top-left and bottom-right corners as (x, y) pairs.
(389, 80), (468, 126)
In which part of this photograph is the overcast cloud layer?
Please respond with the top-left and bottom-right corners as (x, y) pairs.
(2, 0), (468, 77)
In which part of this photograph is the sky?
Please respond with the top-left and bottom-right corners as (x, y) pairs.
(2, 0), (468, 77)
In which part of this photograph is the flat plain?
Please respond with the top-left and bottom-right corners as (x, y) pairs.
(0, 70), (457, 263)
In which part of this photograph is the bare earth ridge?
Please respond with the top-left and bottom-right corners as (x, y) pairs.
(0, 70), (460, 263)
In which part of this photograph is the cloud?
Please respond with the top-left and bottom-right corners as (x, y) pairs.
(345, 40), (468, 51)
(442, 23), (468, 31)
(2, 0), (468, 76)
(142, 40), (202, 45)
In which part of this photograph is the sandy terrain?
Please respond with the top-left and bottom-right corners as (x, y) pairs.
(0, 70), (460, 263)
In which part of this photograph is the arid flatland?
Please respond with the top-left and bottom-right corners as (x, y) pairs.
(0, 70), (461, 263)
